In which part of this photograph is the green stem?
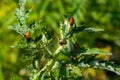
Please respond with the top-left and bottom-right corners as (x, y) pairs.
(33, 59), (54, 80)
(33, 45), (63, 80)
(54, 45), (63, 56)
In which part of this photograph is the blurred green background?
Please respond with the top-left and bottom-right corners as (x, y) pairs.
(0, 0), (120, 80)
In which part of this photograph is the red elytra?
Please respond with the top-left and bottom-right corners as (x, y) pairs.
(69, 17), (74, 26)
(26, 31), (30, 39)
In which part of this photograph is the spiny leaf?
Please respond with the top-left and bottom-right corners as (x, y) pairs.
(10, 42), (28, 49)
(19, 0), (27, 9)
(9, 0), (30, 36)
(73, 26), (86, 33)
(15, 0), (27, 25)
(79, 60), (120, 75)
(9, 25), (22, 35)
(83, 27), (104, 32)
(77, 48), (111, 55)
(9, 25), (31, 36)
(15, 8), (26, 25)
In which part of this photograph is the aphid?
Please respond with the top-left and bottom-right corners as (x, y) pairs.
(69, 17), (74, 26)
(25, 31), (30, 39)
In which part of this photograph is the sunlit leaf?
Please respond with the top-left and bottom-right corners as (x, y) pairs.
(79, 60), (120, 75)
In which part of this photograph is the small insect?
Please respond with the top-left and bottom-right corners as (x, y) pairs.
(59, 39), (67, 45)
(69, 17), (74, 26)
(25, 31), (30, 39)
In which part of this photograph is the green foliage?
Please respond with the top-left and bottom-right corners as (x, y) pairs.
(8, 0), (120, 80)
(79, 60), (120, 75)
(78, 48), (111, 55)
(9, 0), (30, 36)
(0, 63), (3, 80)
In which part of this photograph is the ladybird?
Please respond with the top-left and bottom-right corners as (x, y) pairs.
(74, 42), (80, 49)
(69, 17), (74, 26)
(25, 31), (30, 39)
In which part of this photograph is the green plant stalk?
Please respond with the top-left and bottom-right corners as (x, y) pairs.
(33, 59), (54, 80)
(33, 45), (63, 80)
(54, 45), (63, 56)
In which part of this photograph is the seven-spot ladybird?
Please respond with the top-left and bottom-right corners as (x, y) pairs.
(26, 31), (30, 39)
(74, 42), (80, 49)
(69, 17), (74, 26)
(59, 39), (67, 45)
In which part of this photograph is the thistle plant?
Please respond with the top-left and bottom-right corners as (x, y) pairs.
(9, 0), (120, 80)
